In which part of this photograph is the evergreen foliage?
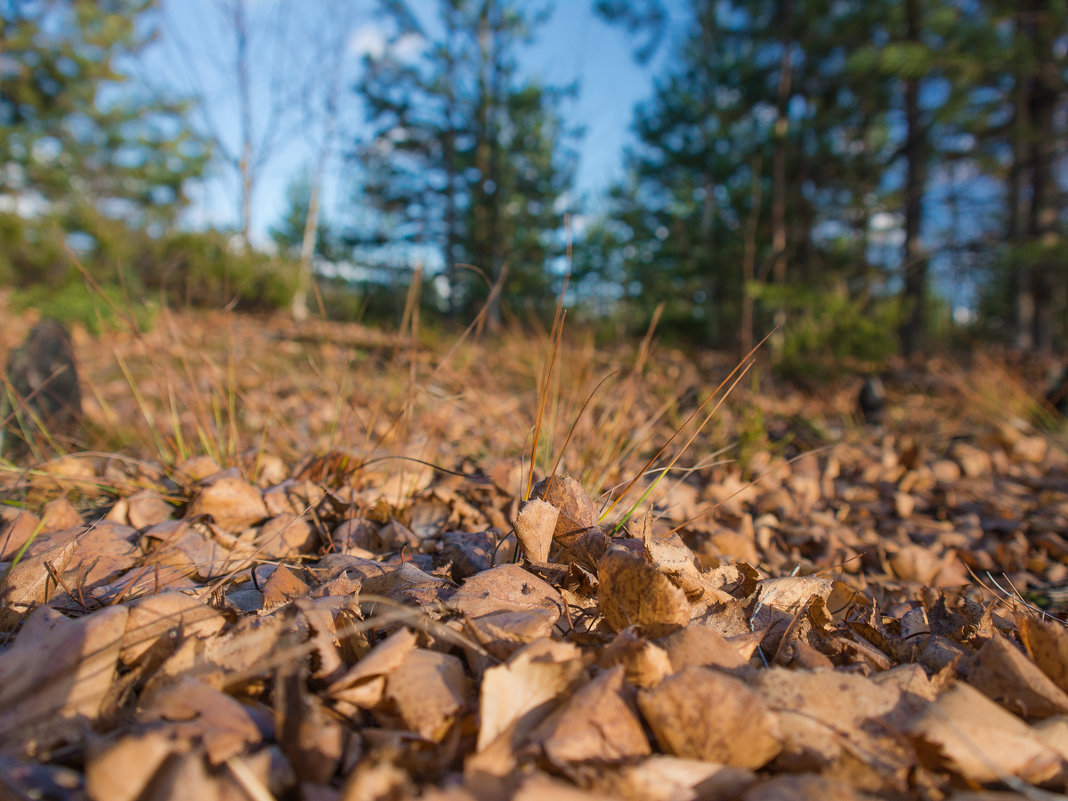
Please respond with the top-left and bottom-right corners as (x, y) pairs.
(0, 0), (209, 294)
(350, 0), (578, 322)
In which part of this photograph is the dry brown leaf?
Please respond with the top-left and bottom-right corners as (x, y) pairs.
(751, 575), (836, 622)
(967, 633), (1068, 719)
(86, 729), (181, 801)
(743, 773), (879, 801)
(138, 750), (220, 801)
(598, 549), (690, 637)
(465, 607), (559, 661)
(753, 667), (912, 789)
(1020, 615), (1068, 696)
(0, 509), (41, 560)
(378, 647), (468, 742)
(330, 516), (377, 552)
(451, 562), (564, 623)
(637, 666), (781, 768)
(138, 677), (262, 765)
(275, 662), (346, 784)
(40, 496), (82, 530)
(360, 560), (454, 609)
(260, 563), (311, 613)
(338, 754), (413, 801)
(660, 623), (751, 671)
(123, 489), (174, 529)
(502, 773), (612, 801)
(514, 498), (558, 563)
(328, 627), (418, 707)
(292, 598), (347, 683)
(597, 627), (673, 688)
(1034, 715), (1068, 763)
(531, 665), (651, 765)
(872, 663), (939, 702)
(142, 520), (230, 581)
(0, 536), (79, 625)
(476, 638), (586, 753)
(0, 605), (128, 753)
(904, 681), (1064, 785)
(532, 474), (599, 548)
(642, 530), (735, 606)
(593, 756), (757, 801)
(148, 614), (287, 694)
(67, 522), (140, 586)
(256, 513), (317, 559)
(187, 475), (268, 530)
(121, 591), (226, 666)
(220, 746), (296, 801)
(174, 455), (223, 484)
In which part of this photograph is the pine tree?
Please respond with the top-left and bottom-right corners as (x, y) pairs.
(351, 0), (577, 323)
(0, 0), (208, 287)
(594, 0), (896, 348)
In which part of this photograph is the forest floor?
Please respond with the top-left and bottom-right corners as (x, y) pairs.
(2, 305), (1068, 801)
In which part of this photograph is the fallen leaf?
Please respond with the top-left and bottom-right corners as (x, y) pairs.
(138, 677), (262, 765)
(514, 498), (558, 563)
(465, 608), (559, 661)
(660, 623), (751, 671)
(275, 660), (346, 783)
(0, 536), (79, 625)
(121, 591), (226, 666)
(743, 773), (879, 801)
(967, 633), (1068, 719)
(260, 563), (311, 613)
(594, 756), (756, 801)
(531, 665), (651, 765)
(40, 496), (82, 530)
(1020, 615), (1068, 696)
(637, 666), (781, 768)
(452, 562), (564, 623)
(86, 729), (180, 801)
(904, 681), (1064, 785)
(378, 647), (468, 742)
(0, 509), (41, 560)
(256, 513), (317, 559)
(0, 605), (128, 753)
(187, 475), (268, 530)
(329, 627), (418, 708)
(476, 638), (586, 752)
(598, 549), (690, 637)
(752, 668), (913, 791)
(597, 627), (673, 688)
(532, 474), (599, 548)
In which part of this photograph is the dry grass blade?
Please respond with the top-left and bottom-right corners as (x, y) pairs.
(600, 327), (777, 525)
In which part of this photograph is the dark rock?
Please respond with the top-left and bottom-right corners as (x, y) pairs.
(2, 320), (82, 457)
(858, 375), (886, 424)
(1046, 363), (1068, 416)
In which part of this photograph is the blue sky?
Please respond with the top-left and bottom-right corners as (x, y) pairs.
(151, 0), (685, 246)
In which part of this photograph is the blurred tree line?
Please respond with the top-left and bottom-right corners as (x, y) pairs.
(1, 0), (1066, 365)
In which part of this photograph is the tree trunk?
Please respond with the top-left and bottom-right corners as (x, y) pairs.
(483, 0), (504, 332)
(899, 0), (927, 359)
(1026, 0), (1058, 355)
(1009, 12), (1032, 351)
(770, 0), (794, 352)
(235, 0), (253, 248)
(741, 157), (763, 358)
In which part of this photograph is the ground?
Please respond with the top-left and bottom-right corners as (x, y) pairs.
(1, 306), (1068, 801)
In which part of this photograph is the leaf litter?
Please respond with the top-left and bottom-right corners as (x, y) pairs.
(1, 308), (1068, 799)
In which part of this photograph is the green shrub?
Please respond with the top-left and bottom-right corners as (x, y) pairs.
(752, 282), (902, 378)
(11, 281), (157, 334)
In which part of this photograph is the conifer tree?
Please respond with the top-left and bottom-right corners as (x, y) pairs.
(351, 0), (577, 323)
(0, 0), (207, 286)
